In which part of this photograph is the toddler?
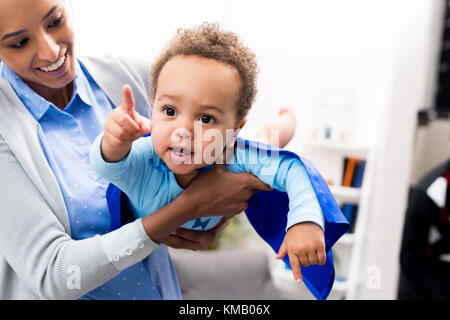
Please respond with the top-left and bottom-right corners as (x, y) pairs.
(91, 23), (331, 287)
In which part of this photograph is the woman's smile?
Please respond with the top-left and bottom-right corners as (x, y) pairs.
(37, 51), (66, 72)
(36, 50), (69, 77)
(0, 0), (76, 107)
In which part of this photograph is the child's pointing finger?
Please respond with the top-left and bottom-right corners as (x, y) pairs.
(121, 85), (136, 119)
(289, 254), (303, 285)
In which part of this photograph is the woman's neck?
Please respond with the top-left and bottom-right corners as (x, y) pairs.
(25, 80), (74, 110)
(174, 171), (200, 189)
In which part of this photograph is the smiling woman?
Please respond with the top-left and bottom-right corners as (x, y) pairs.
(0, 0), (274, 300)
(0, 0), (76, 108)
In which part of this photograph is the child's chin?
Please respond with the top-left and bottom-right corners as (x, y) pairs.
(168, 163), (196, 175)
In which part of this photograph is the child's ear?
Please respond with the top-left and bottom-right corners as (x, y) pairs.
(226, 118), (247, 149)
(236, 117), (247, 132)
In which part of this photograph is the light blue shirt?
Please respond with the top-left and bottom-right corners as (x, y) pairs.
(90, 134), (325, 233)
(0, 61), (181, 300)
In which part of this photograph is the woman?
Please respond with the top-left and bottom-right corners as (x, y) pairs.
(0, 0), (273, 299)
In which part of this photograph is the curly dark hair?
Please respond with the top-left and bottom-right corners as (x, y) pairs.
(150, 22), (258, 120)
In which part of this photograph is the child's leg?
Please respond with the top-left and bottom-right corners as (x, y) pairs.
(257, 108), (296, 148)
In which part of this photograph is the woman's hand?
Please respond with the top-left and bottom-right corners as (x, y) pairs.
(182, 163), (273, 220)
(142, 163), (272, 243)
(160, 216), (232, 250)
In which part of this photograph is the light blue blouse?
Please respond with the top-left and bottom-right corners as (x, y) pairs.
(0, 61), (181, 300)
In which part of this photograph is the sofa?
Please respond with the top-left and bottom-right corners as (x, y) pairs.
(169, 248), (283, 300)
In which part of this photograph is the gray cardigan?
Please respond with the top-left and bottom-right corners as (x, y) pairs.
(0, 55), (161, 299)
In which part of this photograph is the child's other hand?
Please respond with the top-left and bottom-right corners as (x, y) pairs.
(275, 222), (326, 284)
(102, 85), (152, 162)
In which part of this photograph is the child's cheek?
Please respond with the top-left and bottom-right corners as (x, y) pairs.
(149, 127), (165, 154)
(200, 137), (227, 164)
(150, 121), (166, 140)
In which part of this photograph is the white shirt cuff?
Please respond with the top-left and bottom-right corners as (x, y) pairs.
(98, 218), (159, 271)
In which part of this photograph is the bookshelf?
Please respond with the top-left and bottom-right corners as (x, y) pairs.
(303, 140), (368, 158)
(215, 137), (375, 300)
(329, 186), (361, 203)
(299, 138), (374, 300)
(259, 137), (375, 300)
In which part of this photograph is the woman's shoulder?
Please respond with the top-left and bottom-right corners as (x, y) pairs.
(0, 76), (38, 144)
(79, 54), (151, 88)
(78, 54), (152, 117)
(80, 54), (151, 76)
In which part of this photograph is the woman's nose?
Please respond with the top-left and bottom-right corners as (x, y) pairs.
(36, 33), (60, 62)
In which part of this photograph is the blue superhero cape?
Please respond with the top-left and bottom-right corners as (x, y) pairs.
(238, 138), (349, 300)
(106, 137), (349, 300)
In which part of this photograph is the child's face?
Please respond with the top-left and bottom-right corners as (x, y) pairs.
(151, 55), (245, 175)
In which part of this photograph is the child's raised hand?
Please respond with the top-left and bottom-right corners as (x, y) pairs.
(275, 222), (326, 284)
(101, 85), (152, 162)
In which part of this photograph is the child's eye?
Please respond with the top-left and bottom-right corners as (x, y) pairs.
(48, 15), (62, 28)
(198, 115), (215, 124)
(163, 107), (176, 117)
(10, 38), (29, 49)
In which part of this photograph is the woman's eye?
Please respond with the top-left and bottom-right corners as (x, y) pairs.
(10, 38), (29, 49)
(199, 115), (215, 124)
(163, 107), (176, 117)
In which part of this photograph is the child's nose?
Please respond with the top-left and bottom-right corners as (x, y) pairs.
(173, 127), (192, 143)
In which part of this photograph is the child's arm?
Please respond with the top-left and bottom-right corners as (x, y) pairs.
(256, 108), (324, 284)
(269, 158), (326, 285)
(229, 146), (326, 284)
(89, 85), (155, 205)
(101, 85), (152, 163)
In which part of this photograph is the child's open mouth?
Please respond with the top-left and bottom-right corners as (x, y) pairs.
(170, 146), (194, 164)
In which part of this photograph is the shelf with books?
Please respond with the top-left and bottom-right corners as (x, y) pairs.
(301, 138), (373, 299)
(303, 139), (368, 158)
(329, 185), (361, 203)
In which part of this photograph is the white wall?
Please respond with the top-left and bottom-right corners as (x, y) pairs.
(352, 0), (443, 299)
(71, 0), (442, 299)
(72, 0), (390, 145)
(72, 0), (225, 63)
(220, 0), (393, 147)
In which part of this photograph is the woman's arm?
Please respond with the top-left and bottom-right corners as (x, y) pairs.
(160, 216), (233, 250)
(0, 136), (159, 299)
(0, 133), (271, 299)
(142, 163), (273, 243)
